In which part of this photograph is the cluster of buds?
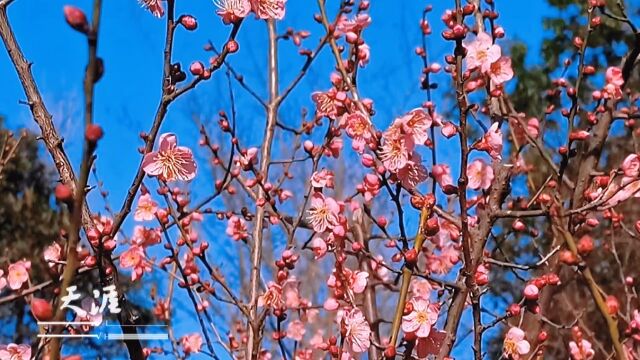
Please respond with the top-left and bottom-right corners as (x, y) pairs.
(275, 249), (299, 284)
(281, 27), (311, 47)
(519, 273), (561, 314)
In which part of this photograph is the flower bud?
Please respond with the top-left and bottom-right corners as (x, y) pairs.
(523, 284), (539, 300)
(179, 15), (198, 30)
(606, 295), (619, 315)
(189, 61), (205, 76)
(31, 298), (54, 321)
(225, 40), (239, 53)
(538, 331), (548, 343)
(384, 346), (396, 359)
(507, 303), (521, 317)
(55, 184), (74, 202)
(85, 124), (104, 143)
(577, 235), (594, 256)
(559, 249), (579, 265)
(64, 6), (89, 34)
(404, 249), (418, 265)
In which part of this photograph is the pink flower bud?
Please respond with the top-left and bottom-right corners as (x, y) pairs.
(31, 298), (54, 321)
(441, 122), (457, 138)
(569, 130), (590, 141)
(512, 219), (526, 232)
(345, 32), (358, 44)
(573, 36), (584, 48)
(577, 235), (594, 255)
(507, 303), (521, 317)
(103, 238), (117, 251)
(64, 5), (89, 34)
(585, 217), (599, 227)
(179, 15), (198, 30)
(303, 140), (314, 153)
(190, 61), (205, 76)
(592, 90), (603, 100)
(606, 295), (619, 314)
(85, 124), (104, 143)
(361, 154), (375, 167)
(55, 184), (73, 202)
(523, 284), (539, 300)
(226, 40), (239, 53)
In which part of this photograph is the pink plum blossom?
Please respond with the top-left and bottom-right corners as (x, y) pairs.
(119, 245), (151, 281)
(140, 0), (164, 18)
(410, 279), (433, 299)
(622, 154), (640, 178)
(360, 173), (381, 202)
(474, 122), (503, 160)
(134, 193), (158, 221)
(397, 154), (429, 190)
(250, 0), (286, 20)
(427, 245), (460, 274)
(181, 333), (203, 354)
(325, 137), (343, 158)
(7, 260), (30, 290)
(286, 319), (306, 341)
(43, 242), (62, 267)
(0, 271), (6, 291)
(342, 112), (373, 153)
(226, 215), (249, 241)
(311, 235), (329, 259)
(502, 327), (530, 359)
(402, 297), (438, 338)
(306, 193), (340, 233)
(0, 343), (31, 360)
(465, 31), (501, 72)
(569, 339), (595, 360)
(342, 309), (371, 353)
(311, 169), (335, 189)
(214, 0), (251, 24)
(380, 125), (414, 172)
(441, 122), (458, 138)
(398, 108), (432, 145)
(357, 44), (370, 68)
(311, 89), (345, 120)
(131, 226), (162, 247)
(238, 147), (258, 170)
(335, 14), (371, 35)
(606, 66), (624, 87)
(489, 56), (514, 85)
(467, 159), (494, 190)
(142, 133), (197, 182)
(258, 282), (284, 309)
(432, 163), (454, 188)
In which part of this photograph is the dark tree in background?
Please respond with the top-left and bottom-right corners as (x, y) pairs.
(488, 0), (640, 358)
(0, 118), (60, 344)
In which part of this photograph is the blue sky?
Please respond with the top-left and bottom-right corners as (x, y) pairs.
(0, 1), (554, 358)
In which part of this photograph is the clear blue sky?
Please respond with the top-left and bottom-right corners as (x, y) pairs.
(0, 1), (554, 358)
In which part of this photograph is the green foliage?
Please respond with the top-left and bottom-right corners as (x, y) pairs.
(0, 119), (60, 279)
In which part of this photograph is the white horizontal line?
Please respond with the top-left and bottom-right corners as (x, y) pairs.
(38, 321), (100, 326)
(37, 334), (99, 338)
(104, 324), (168, 327)
(107, 333), (169, 340)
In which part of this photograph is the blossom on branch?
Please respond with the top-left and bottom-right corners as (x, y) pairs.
(142, 133), (197, 182)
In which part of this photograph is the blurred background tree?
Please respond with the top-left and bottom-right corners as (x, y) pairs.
(0, 117), (61, 344)
(487, 0), (640, 358)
